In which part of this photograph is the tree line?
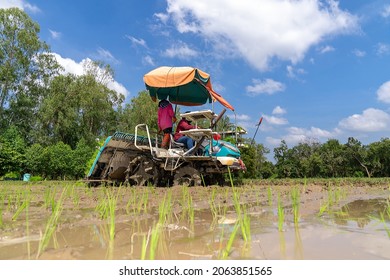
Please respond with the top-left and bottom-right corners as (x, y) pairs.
(240, 137), (390, 179)
(1, 7), (389, 180)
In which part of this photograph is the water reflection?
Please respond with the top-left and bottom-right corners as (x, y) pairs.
(333, 198), (389, 228)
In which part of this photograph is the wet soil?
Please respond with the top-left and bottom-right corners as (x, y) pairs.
(0, 179), (389, 260)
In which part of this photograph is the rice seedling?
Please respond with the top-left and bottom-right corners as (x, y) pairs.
(43, 186), (57, 211)
(36, 188), (66, 258)
(227, 167), (234, 188)
(267, 186), (273, 206)
(12, 195), (30, 221)
(140, 233), (148, 260)
(149, 223), (160, 260)
(318, 200), (329, 216)
(158, 191), (173, 225)
(241, 206), (251, 242)
(69, 184), (80, 208)
(26, 195), (31, 259)
(291, 187), (300, 225)
(180, 186), (195, 229)
(106, 188), (119, 241)
(232, 187), (251, 242)
(219, 222), (240, 260)
(277, 193), (285, 232)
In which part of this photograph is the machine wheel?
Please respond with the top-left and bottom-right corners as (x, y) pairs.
(127, 156), (159, 186)
(173, 166), (202, 187)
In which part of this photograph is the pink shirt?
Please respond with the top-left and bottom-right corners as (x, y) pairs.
(174, 119), (196, 140)
(158, 103), (175, 130)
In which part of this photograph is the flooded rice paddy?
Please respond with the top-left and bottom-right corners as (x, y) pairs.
(0, 180), (389, 260)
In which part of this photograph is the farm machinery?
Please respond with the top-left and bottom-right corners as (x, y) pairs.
(86, 67), (246, 186)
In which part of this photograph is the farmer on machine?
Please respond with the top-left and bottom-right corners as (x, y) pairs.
(158, 99), (176, 149)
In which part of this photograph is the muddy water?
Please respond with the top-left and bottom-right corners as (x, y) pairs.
(0, 182), (389, 260)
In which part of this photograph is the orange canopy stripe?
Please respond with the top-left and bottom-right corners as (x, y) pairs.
(143, 66), (210, 88)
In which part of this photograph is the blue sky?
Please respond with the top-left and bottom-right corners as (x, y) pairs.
(2, 0), (390, 157)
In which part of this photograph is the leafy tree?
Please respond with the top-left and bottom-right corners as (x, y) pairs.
(274, 140), (297, 178)
(0, 126), (26, 176)
(117, 91), (159, 134)
(25, 143), (46, 176)
(45, 141), (73, 180)
(345, 137), (377, 178)
(36, 73), (123, 148)
(0, 8), (60, 137)
(71, 138), (95, 178)
(240, 139), (272, 178)
(318, 139), (345, 177)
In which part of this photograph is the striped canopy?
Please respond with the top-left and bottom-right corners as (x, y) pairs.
(143, 66), (234, 111)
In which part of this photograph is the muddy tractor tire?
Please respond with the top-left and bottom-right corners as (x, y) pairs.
(173, 165), (202, 187)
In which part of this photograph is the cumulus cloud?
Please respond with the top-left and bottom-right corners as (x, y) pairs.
(264, 114), (288, 125)
(162, 42), (198, 59)
(52, 53), (129, 98)
(246, 78), (285, 96)
(272, 106), (287, 115)
(268, 126), (338, 146)
(338, 108), (390, 132)
(0, 0), (40, 13)
(377, 81), (390, 104)
(162, 0), (358, 71)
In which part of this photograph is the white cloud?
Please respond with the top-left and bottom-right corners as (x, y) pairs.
(246, 78), (285, 96)
(0, 0), (40, 13)
(163, 0), (358, 71)
(126, 35), (148, 48)
(268, 126), (336, 146)
(228, 114), (252, 130)
(266, 136), (283, 146)
(286, 65), (306, 78)
(275, 126), (338, 145)
(319, 45), (335, 54)
(142, 55), (155, 66)
(162, 42), (198, 59)
(233, 114), (251, 121)
(376, 43), (390, 56)
(52, 53), (129, 98)
(338, 108), (390, 132)
(264, 114), (288, 125)
(377, 81), (390, 104)
(49, 29), (61, 39)
(272, 106), (287, 115)
(96, 48), (120, 64)
(381, 4), (390, 18)
(352, 49), (366, 57)
(154, 12), (169, 24)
